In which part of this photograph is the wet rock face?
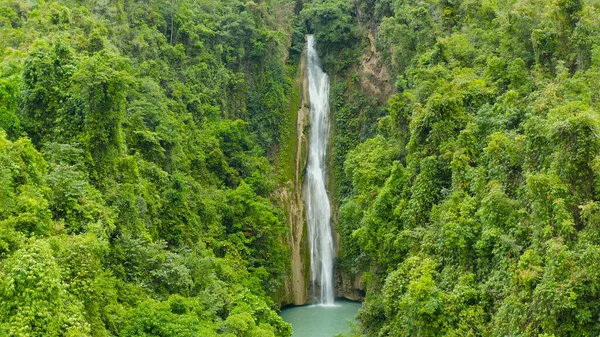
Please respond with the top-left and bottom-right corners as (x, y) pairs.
(335, 269), (365, 301)
(280, 45), (311, 306)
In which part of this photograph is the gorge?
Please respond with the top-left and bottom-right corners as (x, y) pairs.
(280, 34), (361, 337)
(2, 0), (600, 336)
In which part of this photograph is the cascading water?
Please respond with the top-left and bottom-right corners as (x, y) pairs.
(305, 34), (335, 306)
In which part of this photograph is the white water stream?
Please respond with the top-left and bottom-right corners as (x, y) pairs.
(305, 34), (335, 306)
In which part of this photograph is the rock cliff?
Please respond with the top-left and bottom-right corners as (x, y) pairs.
(279, 46), (311, 306)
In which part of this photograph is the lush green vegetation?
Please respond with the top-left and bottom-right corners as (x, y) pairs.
(0, 0), (297, 335)
(317, 0), (600, 336)
(4, 0), (600, 335)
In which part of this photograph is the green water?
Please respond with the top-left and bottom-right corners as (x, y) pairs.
(281, 300), (361, 337)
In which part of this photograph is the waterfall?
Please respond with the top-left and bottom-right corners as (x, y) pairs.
(305, 34), (335, 306)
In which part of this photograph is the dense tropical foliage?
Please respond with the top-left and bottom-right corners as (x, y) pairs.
(3, 0), (600, 336)
(0, 0), (296, 335)
(316, 0), (600, 336)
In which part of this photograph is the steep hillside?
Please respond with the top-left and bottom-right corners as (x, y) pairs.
(304, 0), (600, 336)
(3, 0), (600, 336)
(0, 0), (297, 335)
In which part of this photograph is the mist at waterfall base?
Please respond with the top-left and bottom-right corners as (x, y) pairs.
(281, 300), (361, 337)
(305, 34), (336, 306)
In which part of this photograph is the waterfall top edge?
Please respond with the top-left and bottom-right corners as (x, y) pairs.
(306, 34), (314, 48)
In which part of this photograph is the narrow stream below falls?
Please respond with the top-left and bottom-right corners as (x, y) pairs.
(281, 300), (361, 337)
